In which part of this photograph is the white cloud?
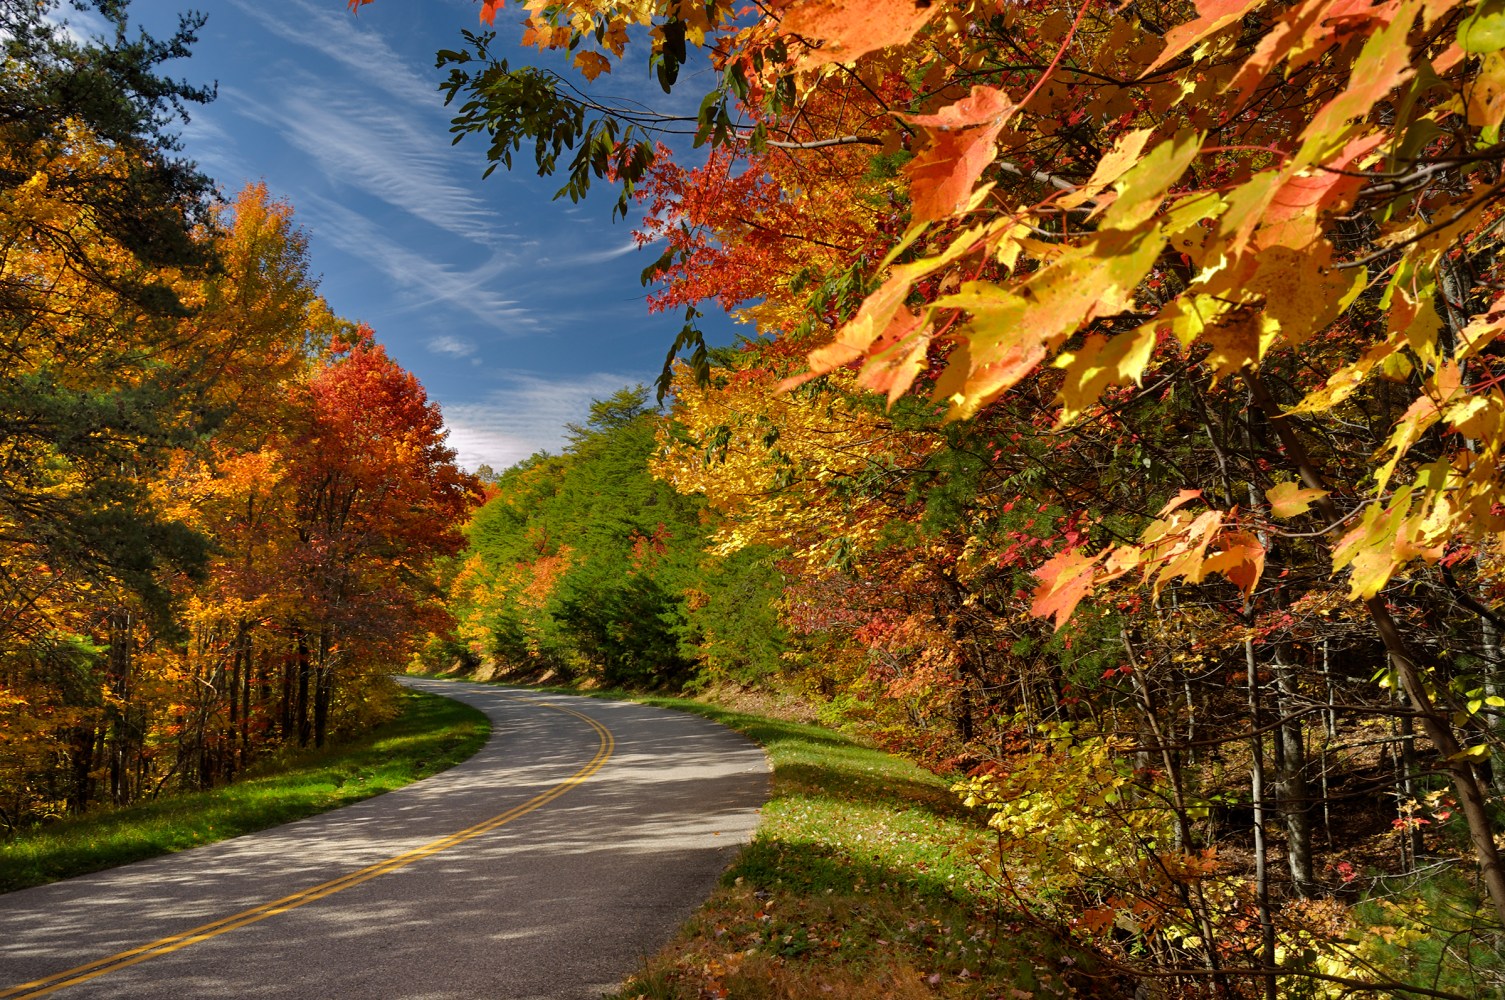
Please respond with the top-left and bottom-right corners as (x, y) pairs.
(178, 110), (241, 183)
(427, 335), (477, 358)
(548, 238), (649, 267)
(441, 372), (651, 471)
(39, 5), (110, 47)
(222, 0), (508, 248)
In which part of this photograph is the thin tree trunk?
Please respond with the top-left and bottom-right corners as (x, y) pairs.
(241, 629), (253, 767)
(1397, 694), (1425, 868)
(313, 627), (333, 749)
(1246, 635), (1277, 1000)
(280, 642), (294, 741)
(295, 631), (312, 748)
(1483, 611), (1505, 795)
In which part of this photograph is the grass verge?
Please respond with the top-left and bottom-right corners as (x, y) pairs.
(0, 687), (488, 894)
(497, 684), (1100, 998)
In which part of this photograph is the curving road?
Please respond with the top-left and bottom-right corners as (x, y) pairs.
(0, 679), (769, 999)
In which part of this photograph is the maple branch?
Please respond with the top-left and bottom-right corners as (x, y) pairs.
(762, 132), (1085, 198)
(763, 134), (880, 150)
(1439, 563), (1505, 632)
(1269, 514), (1352, 539)
(1017, 0), (1093, 115)
(997, 159), (1080, 193)
(730, 215), (854, 252)
(552, 77), (699, 126)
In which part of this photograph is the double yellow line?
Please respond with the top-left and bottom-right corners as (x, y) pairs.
(2, 695), (613, 999)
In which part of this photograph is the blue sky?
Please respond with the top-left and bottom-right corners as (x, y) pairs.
(96, 0), (737, 471)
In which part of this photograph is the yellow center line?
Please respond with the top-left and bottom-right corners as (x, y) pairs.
(2, 694), (614, 999)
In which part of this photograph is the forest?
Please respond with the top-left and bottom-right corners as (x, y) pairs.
(0, 2), (477, 832)
(6, 0), (1505, 995)
(400, 0), (1505, 995)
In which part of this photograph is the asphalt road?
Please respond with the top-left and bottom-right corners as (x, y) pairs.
(0, 679), (770, 999)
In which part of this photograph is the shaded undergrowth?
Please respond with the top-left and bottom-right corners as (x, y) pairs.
(0, 688), (488, 893)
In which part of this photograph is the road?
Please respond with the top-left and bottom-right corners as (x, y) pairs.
(0, 679), (769, 999)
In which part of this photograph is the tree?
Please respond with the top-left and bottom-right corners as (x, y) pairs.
(447, 386), (740, 687)
(281, 329), (478, 746)
(0, 1), (223, 817)
(0, 0), (217, 638)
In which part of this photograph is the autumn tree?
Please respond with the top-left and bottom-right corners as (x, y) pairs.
(275, 329), (478, 747)
(442, 385), (787, 688)
(0, 0), (221, 820)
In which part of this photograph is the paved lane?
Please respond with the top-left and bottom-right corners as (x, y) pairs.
(0, 680), (769, 999)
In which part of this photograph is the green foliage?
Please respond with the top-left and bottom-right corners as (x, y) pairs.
(682, 546), (788, 687)
(438, 31), (657, 221)
(452, 385), (766, 688)
(1348, 872), (1505, 998)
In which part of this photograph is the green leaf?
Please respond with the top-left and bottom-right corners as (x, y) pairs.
(1460, 0), (1505, 53)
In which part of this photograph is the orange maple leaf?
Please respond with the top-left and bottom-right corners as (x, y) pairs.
(904, 86), (1015, 129)
(781, 0), (940, 70)
(575, 51), (612, 81)
(1031, 549), (1102, 631)
(901, 87), (1015, 223)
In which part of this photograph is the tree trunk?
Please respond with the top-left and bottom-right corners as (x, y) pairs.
(69, 724), (98, 814)
(1273, 649), (1315, 896)
(295, 631), (312, 748)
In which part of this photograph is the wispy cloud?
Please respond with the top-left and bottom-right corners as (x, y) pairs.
(179, 110), (240, 183)
(442, 372), (650, 471)
(40, 5), (110, 47)
(298, 193), (532, 332)
(228, 0), (440, 109)
(547, 238), (650, 267)
(234, 87), (503, 246)
(222, 0), (507, 248)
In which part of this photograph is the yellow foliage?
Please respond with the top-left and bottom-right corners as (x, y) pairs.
(654, 359), (935, 573)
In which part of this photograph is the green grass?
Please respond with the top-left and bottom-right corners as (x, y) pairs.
(481, 683), (1095, 998)
(0, 688), (489, 894)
